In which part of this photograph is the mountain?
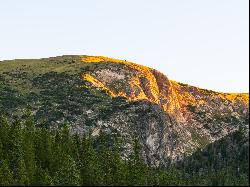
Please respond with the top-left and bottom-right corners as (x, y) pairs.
(0, 55), (249, 167)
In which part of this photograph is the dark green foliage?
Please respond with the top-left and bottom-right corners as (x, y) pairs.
(187, 104), (196, 113)
(0, 115), (248, 186)
(0, 160), (14, 185)
(176, 127), (249, 186)
(0, 85), (26, 114)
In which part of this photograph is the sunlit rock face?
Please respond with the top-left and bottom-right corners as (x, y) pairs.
(0, 55), (248, 167)
(81, 56), (181, 115)
(79, 56), (249, 165)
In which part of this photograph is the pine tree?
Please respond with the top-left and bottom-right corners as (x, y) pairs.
(110, 136), (126, 185)
(15, 158), (29, 185)
(80, 135), (102, 186)
(54, 154), (81, 185)
(0, 115), (10, 160)
(34, 127), (52, 171)
(7, 120), (27, 184)
(50, 130), (63, 179)
(0, 159), (14, 185)
(127, 138), (148, 186)
(23, 114), (36, 184)
(33, 166), (54, 185)
(96, 132), (113, 185)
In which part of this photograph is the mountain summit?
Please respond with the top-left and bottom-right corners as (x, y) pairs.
(0, 55), (249, 166)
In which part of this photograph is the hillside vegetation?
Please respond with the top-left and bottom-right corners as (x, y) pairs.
(0, 115), (248, 186)
(0, 55), (249, 185)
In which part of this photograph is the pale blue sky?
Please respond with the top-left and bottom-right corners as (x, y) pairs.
(0, 0), (249, 93)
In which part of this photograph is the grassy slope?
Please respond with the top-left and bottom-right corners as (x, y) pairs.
(0, 56), (85, 94)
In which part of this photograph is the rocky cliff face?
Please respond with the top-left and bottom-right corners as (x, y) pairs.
(78, 56), (249, 166)
(0, 55), (249, 167)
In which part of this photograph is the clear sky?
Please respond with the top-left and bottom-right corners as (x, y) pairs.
(0, 0), (249, 93)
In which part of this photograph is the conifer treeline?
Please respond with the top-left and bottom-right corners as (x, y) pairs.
(0, 115), (248, 186)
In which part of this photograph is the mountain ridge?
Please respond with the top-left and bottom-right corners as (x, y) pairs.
(0, 55), (248, 166)
(1, 54), (247, 94)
